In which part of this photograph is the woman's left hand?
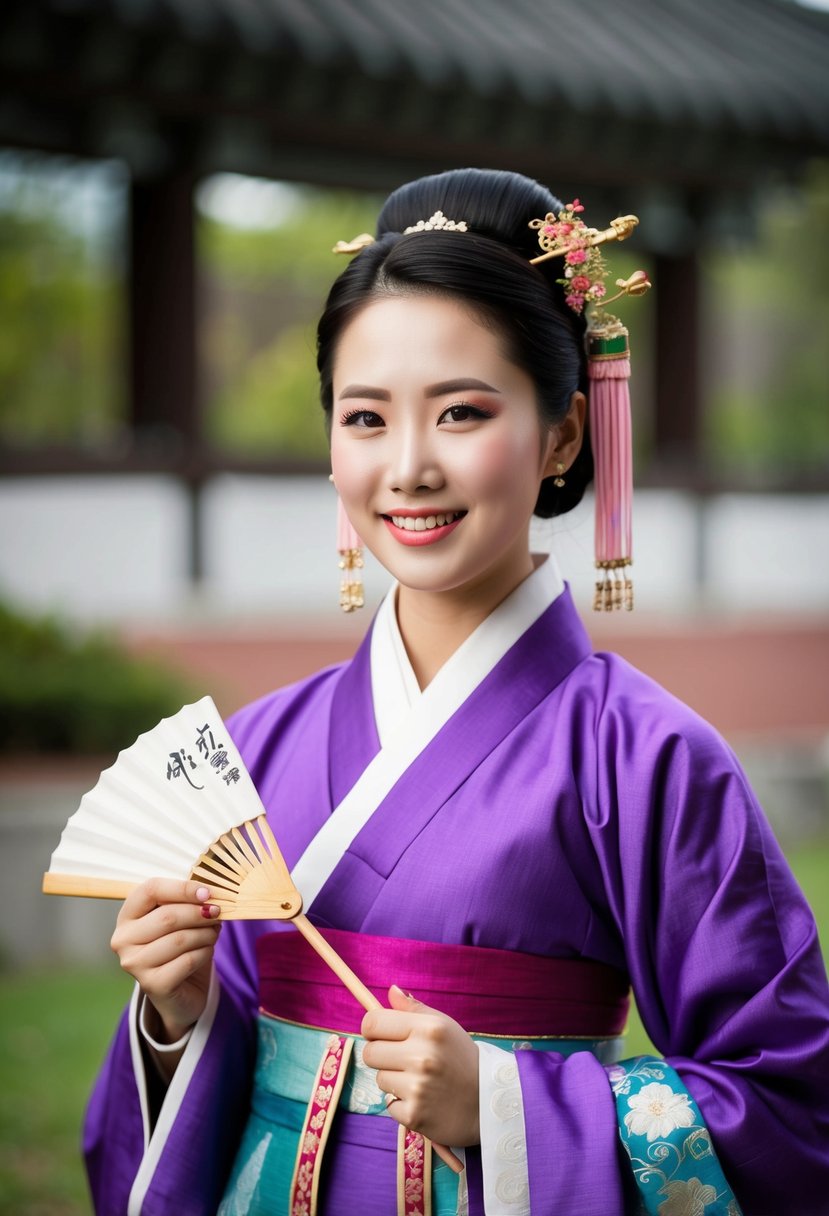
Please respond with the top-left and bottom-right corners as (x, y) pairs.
(361, 984), (480, 1147)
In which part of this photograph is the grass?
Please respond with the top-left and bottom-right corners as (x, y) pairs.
(0, 969), (132, 1215)
(1, 843), (826, 1214)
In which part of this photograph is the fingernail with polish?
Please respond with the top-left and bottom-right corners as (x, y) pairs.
(195, 886), (210, 902)
(201, 904), (220, 919)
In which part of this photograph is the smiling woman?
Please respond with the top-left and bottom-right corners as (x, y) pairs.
(328, 295), (584, 682)
(83, 169), (829, 1216)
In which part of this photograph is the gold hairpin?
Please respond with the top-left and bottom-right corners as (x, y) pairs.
(529, 214), (639, 265)
(332, 233), (375, 256)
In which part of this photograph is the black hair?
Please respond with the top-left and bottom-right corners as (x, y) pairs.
(317, 167), (593, 518)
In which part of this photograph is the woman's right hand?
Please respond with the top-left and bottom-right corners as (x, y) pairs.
(110, 879), (221, 1043)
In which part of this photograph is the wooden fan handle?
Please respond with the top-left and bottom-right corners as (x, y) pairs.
(292, 914), (463, 1175)
(42, 873), (136, 899)
(292, 914), (381, 1010)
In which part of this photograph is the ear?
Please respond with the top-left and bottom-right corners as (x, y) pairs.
(542, 391), (586, 479)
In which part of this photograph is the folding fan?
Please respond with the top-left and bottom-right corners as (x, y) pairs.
(42, 695), (376, 1008)
(42, 696), (461, 1172)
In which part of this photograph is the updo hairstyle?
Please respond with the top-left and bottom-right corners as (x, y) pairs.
(317, 167), (593, 518)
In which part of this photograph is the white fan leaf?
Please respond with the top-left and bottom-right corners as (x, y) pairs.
(46, 696), (268, 885)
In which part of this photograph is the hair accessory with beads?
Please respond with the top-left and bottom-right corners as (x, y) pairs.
(403, 210), (469, 234)
(529, 200), (650, 612)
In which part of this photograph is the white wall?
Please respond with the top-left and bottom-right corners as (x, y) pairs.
(0, 475), (827, 626)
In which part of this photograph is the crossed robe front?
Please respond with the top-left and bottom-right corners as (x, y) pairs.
(84, 567), (829, 1216)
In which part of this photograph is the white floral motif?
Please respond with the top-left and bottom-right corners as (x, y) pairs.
(657, 1177), (718, 1216)
(218, 1134), (272, 1216)
(625, 1083), (695, 1142)
(494, 1061), (519, 1087)
(495, 1167), (530, 1205)
(491, 1085), (521, 1121)
(496, 1131), (527, 1163)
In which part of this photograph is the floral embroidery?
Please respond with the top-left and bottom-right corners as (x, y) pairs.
(404, 1133), (424, 1168)
(401, 1129), (429, 1216)
(625, 1082), (695, 1141)
(608, 1056), (743, 1216)
(658, 1177), (719, 1216)
(301, 1130), (320, 1155)
(289, 1035), (351, 1216)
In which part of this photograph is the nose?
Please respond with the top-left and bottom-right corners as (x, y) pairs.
(388, 421), (444, 496)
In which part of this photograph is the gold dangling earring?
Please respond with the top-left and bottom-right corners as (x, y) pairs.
(553, 462), (567, 488)
(330, 475), (364, 612)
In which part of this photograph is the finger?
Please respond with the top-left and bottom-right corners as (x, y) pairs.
(120, 924), (221, 974)
(114, 900), (219, 951)
(361, 1039), (414, 1072)
(139, 946), (217, 999)
(374, 1070), (412, 1106)
(361, 1008), (417, 1043)
(387, 984), (423, 1012)
(118, 878), (214, 922)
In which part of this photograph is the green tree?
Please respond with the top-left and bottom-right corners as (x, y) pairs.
(704, 160), (829, 476)
(199, 186), (379, 461)
(0, 192), (124, 448)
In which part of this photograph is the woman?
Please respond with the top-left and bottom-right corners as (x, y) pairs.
(85, 168), (829, 1216)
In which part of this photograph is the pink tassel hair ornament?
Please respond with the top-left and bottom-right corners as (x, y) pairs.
(336, 494), (364, 613)
(530, 202), (650, 611)
(588, 327), (634, 610)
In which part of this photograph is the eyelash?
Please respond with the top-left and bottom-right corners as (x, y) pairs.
(338, 401), (493, 427)
(440, 401), (492, 423)
(340, 409), (383, 427)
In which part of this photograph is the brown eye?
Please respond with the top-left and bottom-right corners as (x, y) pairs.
(342, 409), (385, 428)
(439, 402), (490, 424)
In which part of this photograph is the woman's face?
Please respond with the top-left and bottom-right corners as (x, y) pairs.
(330, 293), (566, 606)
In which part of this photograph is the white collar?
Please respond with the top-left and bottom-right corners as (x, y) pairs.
(293, 556), (565, 907)
(370, 556), (565, 746)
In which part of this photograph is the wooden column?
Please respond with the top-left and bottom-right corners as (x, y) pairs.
(128, 169), (203, 581)
(653, 250), (701, 471)
(128, 169), (198, 449)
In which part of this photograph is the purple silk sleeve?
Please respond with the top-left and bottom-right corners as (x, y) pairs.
(515, 657), (829, 1216)
(83, 963), (257, 1215)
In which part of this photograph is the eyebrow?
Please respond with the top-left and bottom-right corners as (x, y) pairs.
(337, 378), (502, 401)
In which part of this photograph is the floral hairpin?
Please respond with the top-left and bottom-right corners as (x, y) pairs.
(528, 202), (649, 321)
(529, 199), (651, 612)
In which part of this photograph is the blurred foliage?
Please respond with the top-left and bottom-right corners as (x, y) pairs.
(0, 600), (194, 754)
(0, 153), (827, 476)
(703, 159), (829, 477)
(0, 166), (125, 448)
(199, 186), (380, 460)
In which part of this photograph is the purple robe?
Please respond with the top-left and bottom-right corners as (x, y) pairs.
(84, 588), (829, 1215)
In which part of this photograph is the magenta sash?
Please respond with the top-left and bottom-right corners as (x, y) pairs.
(257, 926), (629, 1037)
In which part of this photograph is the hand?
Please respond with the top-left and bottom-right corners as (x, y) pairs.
(110, 879), (221, 1043)
(361, 985), (480, 1147)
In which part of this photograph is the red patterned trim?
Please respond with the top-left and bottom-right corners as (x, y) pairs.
(289, 1033), (354, 1216)
(396, 1125), (432, 1216)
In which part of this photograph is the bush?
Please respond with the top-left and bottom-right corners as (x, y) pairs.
(0, 601), (194, 754)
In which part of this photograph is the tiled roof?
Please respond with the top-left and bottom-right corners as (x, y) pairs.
(101, 0), (829, 138)
(2, 0), (827, 197)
